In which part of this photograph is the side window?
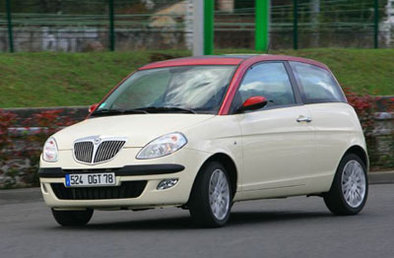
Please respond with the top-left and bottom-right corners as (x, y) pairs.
(232, 62), (295, 112)
(289, 61), (346, 103)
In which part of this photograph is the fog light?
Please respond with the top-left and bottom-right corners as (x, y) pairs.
(41, 183), (48, 194)
(157, 179), (178, 190)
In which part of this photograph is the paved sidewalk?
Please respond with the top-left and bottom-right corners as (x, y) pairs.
(0, 187), (42, 204)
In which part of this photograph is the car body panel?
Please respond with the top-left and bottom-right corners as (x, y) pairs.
(306, 102), (368, 190)
(236, 106), (314, 192)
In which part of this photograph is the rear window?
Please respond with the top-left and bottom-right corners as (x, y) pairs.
(290, 62), (346, 104)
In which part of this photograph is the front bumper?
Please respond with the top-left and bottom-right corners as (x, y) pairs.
(38, 164), (185, 177)
(39, 148), (208, 209)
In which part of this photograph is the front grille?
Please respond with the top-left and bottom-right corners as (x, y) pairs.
(74, 142), (94, 163)
(50, 181), (147, 200)
(94, 141), (125, 163)
(73, 138), (126, 164)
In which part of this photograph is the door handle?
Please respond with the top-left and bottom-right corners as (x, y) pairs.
(296, 115), (312, 123)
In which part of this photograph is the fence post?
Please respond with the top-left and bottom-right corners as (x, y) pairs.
(5, 0), (14, 53)
(374, 0), (379, 49)
(108, 0), (115, 51)
(255, 0), (270, 52)
(193, 0), (204, 56)
(204, 0), (214, 55)
(293, 0), (298, 50)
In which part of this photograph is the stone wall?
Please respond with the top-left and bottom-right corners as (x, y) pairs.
(1, 25), (393, 52)
(0, 27), (186, 52)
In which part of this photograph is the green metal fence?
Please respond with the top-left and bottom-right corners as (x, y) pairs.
(216, 0), (388, 50)
(0, 0), (390, 52)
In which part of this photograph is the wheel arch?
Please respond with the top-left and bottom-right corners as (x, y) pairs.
(190, 153), (238, 199)
(342, 145), (369, 172)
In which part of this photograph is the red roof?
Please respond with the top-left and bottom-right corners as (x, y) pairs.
(249, 54), (329, 70)
(139, 56), (244, 70)
(138, 54), (329, 71)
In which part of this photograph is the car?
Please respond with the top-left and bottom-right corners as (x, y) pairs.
(38, 54), (369, 227)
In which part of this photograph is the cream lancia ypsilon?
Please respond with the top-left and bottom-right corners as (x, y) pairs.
(39, 55), (368, 227)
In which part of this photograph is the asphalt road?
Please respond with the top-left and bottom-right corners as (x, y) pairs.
(1, 184), (393, 258)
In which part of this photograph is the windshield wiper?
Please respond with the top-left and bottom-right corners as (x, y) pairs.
(122, 109), (148, 114)
(91, 109), (122, 117)
(91, 108), (147, 117)
(135, 106), (197, 114)
(91, 106), (197, 117)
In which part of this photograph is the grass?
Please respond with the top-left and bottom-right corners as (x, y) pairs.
(0, 48), (393, 108)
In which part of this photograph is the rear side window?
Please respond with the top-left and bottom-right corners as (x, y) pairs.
(290, 62), (346, 103)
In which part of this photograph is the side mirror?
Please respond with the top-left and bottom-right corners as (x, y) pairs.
(88, 103), (99, 113)
(237, 96), (268, 113)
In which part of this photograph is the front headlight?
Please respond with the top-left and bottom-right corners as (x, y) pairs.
(42, 137), (58, 162)
(136, 132), (187, 159)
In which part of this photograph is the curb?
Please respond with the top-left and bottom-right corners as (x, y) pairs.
(1, 171), (393, 202)
(369, 171), (394, 184)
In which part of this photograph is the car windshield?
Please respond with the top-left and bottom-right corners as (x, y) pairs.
(91, 65), (236, 116)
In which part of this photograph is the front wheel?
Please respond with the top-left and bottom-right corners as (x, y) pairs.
(324, 154), (368, 215)
(189, 162), (232, 227)
(52, 209), (93, 227)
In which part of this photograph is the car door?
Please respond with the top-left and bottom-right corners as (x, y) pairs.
(232, 62), (314, 197)
(289, 61), (353, 190)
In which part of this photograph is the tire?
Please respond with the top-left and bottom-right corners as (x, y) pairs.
(189, 162), (232, 227)
(324, 153), (368, 215)
(52, 209), (93, 227)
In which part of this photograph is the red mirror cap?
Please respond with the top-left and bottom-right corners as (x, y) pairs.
(88, 103), (99, 113)
(242, 96), (267, 108)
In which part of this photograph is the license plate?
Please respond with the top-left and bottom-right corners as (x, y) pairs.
(65, 173), (116, 187)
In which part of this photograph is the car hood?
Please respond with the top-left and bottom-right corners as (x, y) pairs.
(53, 114), (214, 150)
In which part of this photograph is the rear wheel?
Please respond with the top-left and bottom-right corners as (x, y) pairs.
(324, 154), (368, 215)
(52, 209), (93, 227)
(189, 162), (232, 227)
